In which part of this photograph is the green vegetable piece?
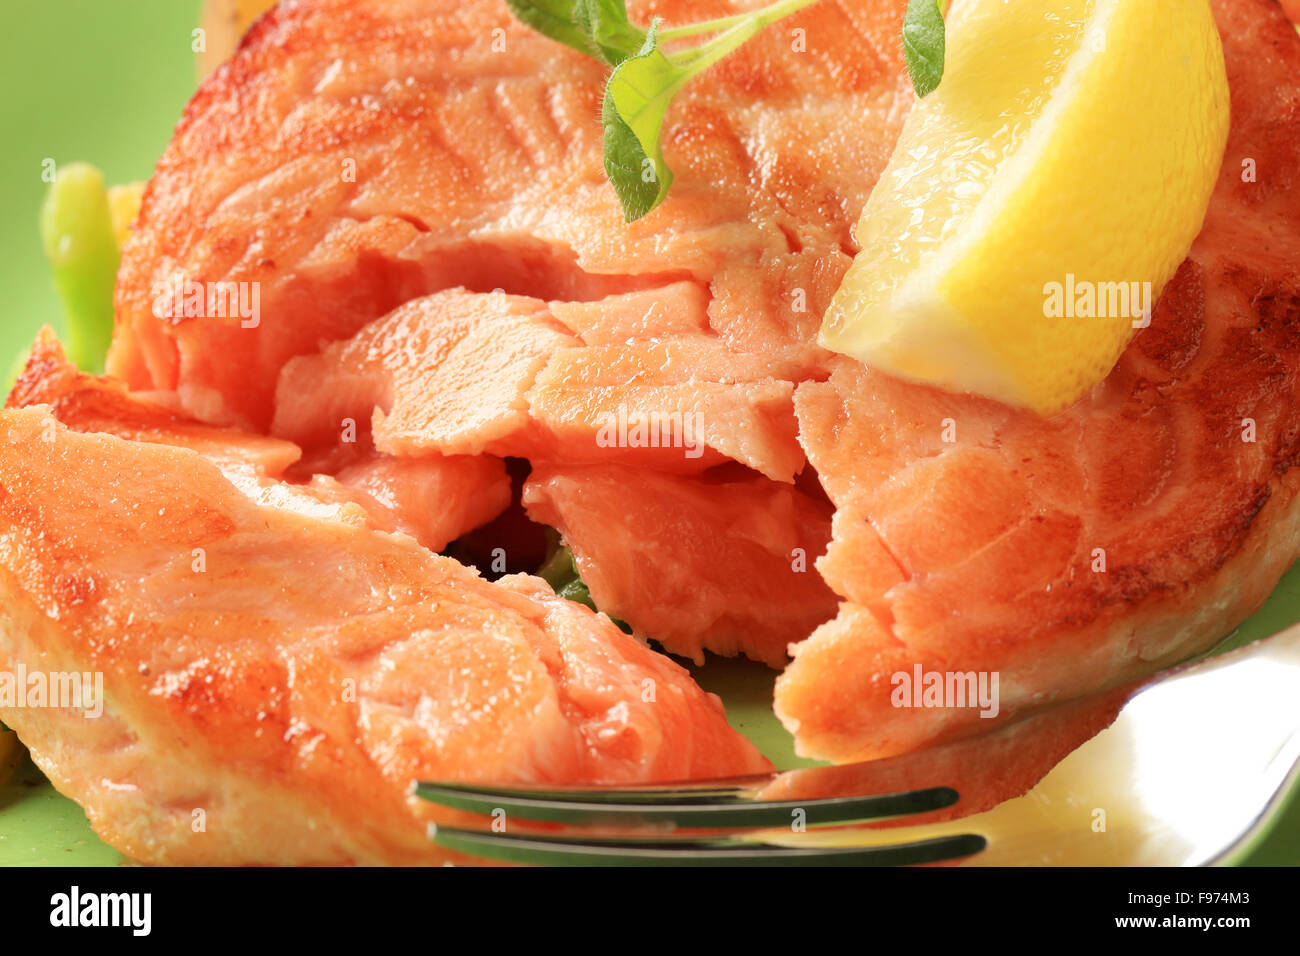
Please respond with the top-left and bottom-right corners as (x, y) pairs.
(902, 0), (947, 98)
(557, 578), (598, 611)
(536, 533), (581, 590)
(573, 0), (647, 65)
(509, 0), (822, 222)
(503, 0), (597, 56)
(533, 530), (633, 630)
(600, 1), (815, 221)
(39, 163), (120, 374)
(601, 23), (684, 222)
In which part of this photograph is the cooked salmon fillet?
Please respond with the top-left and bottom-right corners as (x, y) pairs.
(11, 327), (512, 553)
(109, 0), (903, 435)
(114, 0), (877, 664)
(320, 452), (512, 552)
(523, 463), (839, 667)
(271, 284), (806, 479)
(273, 289), (581, 457)
(0, 338), (770, 865)
(108, 0), (1300, 693)
(777, 0), (1300, 760)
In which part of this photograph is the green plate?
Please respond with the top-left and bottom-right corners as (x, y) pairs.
(0, 0), (1297, 867)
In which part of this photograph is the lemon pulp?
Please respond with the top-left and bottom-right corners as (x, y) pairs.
(822, 0), (1230, 415)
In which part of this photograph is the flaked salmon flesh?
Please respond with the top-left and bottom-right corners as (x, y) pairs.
(109, 0), (911, 668)
(0, 333), (770, 864)
(0, 0), (1298, 864)
(778, 0), (1300, 760)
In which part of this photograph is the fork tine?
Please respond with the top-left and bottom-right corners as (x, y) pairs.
(429, 825), (987, 866)
(417, 781), (755, 805)
(414, 781), (959, 827)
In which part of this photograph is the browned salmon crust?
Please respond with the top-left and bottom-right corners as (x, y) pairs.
(0, 335), (771, 865)
(109, 0), (911, 434)
(107, 0), (913, 666)
(778, 0), (1300, 759)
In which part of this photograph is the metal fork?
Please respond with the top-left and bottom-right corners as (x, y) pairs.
(416, 622), (1300, 865)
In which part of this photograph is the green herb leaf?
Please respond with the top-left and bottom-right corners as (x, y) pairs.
(557, 577), (598, 611)
(902, 0), (946, 98)
(509, 0), (823, 221)
(503, 0), (595, 56)
(536, 530), (579, 589)
(601, 23), (686, 222)
(572, 0), (647, 65)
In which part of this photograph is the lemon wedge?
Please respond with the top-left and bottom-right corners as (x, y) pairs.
(821, 0), (1230, 415)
